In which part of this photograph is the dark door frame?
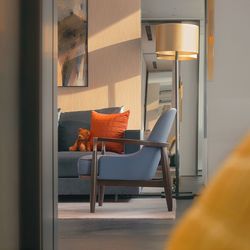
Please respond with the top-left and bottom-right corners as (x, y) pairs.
(19, 0), (57, 249)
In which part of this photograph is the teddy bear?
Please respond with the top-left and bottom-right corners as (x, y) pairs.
(69, 128), (91, 152)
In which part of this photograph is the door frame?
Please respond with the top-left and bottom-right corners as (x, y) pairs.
(19, 0), (57, 249)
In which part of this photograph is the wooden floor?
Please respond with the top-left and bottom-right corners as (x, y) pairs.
(59, 176), (202, 250)
(58, 198), (176, 219)
(59, 200), (193, 250)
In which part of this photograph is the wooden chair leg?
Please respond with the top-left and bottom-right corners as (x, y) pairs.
(90, 149), (98, 213)
(161, 148), (173, 211)
(98, 185), (105, 206)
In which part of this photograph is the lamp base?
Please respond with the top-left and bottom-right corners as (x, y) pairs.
(161, 191), (196, 200)
(170, 177), (197, 199)
(173, 192), (196, 199)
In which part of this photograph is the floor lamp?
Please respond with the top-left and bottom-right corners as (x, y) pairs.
(155, 23), (199, 198)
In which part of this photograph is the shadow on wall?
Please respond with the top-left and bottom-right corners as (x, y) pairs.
(57, 0), (141, 128)
(58, 38), (141, 104)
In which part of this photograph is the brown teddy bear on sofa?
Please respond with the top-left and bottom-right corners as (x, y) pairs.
(69, 128), (91, 152)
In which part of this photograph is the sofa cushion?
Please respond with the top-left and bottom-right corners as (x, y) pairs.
(58, 107), (122, 151)
(58, 121), (90, 151)
(58, 151), (93, 177)
(78, 152), (118, 176)
(89, 110), (130, 153)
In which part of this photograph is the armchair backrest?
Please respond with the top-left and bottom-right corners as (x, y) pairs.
(137, 108), (176, 179)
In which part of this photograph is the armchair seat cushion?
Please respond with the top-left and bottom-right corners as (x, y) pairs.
(78, 152), (118, 176)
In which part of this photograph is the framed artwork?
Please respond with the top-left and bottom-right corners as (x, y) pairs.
(57, 0), (88, 87)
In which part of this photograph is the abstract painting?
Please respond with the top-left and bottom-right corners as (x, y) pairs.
(58, 0), (88, 87)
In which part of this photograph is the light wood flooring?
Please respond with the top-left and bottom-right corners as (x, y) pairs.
(59, 176), (203, 250)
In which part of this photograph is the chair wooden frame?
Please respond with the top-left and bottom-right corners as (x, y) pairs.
(79, 137), (173, 213)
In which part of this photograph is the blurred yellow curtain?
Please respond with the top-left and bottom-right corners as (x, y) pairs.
(167, 133), (250, 250)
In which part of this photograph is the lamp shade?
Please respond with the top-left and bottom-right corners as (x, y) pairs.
(156, 23), (199, 60)
(156, 54), (198, 61)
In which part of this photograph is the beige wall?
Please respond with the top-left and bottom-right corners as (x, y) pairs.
(58, 0), (142, 129)
(207, 0), (250, 180)
(180, 60), (198, 176)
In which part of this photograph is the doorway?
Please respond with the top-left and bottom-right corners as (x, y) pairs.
(57, 0), (207, 249)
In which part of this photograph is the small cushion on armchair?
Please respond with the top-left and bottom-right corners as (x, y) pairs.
(90, 110), (130, 153)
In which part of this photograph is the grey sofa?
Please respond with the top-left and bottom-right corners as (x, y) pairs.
(58, 107), (141, 196)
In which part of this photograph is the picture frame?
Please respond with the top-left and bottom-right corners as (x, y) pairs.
(57, 0), (88, 87)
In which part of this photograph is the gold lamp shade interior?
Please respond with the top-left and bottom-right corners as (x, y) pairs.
(156, 23), (199, 60)
(156, 53), (198, 61)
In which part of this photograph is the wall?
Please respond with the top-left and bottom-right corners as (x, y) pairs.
(0, 1), (20, 248)
(142, 0), (204, 19)
(180, 60), (198, 175)
(207, 0), (250, 179)
(58, 0), (141, 129)
(141, 54), (147, 129)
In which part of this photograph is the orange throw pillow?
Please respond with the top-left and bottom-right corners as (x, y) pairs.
(90, 110), (130, 153)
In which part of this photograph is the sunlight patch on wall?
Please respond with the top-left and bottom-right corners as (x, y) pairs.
(88, 11), (141, 52)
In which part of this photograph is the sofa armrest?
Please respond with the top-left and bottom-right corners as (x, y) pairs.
(124, 130), (142, 154)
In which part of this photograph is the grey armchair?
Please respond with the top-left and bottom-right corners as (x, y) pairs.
(78, 108), (176, 213)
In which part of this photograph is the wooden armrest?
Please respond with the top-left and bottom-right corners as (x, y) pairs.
(92, 137), (168, 150)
